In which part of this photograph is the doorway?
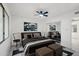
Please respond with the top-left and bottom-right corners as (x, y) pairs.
(72, 19), (79, 52)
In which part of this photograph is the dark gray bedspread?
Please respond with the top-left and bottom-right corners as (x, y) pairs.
(22, 37), (48, 47)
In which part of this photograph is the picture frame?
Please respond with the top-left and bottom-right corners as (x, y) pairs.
(24, 22), (37, 31)
(49, 25), (56, 31)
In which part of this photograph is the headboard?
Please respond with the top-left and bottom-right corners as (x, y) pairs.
(21, 32), (41, 39)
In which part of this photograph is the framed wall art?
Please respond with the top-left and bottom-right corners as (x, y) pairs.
(24, 22), (37, 31)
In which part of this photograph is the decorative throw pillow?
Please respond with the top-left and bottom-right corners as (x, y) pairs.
(33, 33), (40, 38)
(51, 35), (55, 38)
(27, 35), (31, 39)
(24, 34), (32, 39)
(24, 34), (28, 38)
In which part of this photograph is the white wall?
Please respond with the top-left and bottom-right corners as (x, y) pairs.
(11, 16), (42, 33)
(61, 19), (72, 48)
(0, 4), (11, 56)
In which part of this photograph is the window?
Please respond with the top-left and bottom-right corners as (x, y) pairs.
(4, 10), (9, 39)
(0, 4), (9, 44)
(0, 5), (3, 42)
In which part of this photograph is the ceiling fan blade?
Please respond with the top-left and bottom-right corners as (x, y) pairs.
(36, 11), (40, 13)
(40, 11), (43, 14)
(44, 11), (48, 14)
(43, 14), (48, 17)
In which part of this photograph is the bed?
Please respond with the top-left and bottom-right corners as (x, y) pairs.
(21, 32), (55, 55)
(21, 32), (47, 47)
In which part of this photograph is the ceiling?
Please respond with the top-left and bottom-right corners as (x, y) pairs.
(7, 3), (79, 19)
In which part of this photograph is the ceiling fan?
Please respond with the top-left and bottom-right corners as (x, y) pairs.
(36, 10), (48, 17)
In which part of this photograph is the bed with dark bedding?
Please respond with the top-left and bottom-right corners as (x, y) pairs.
(21, 32), (55, 55)
(21, 32), (49, 47)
